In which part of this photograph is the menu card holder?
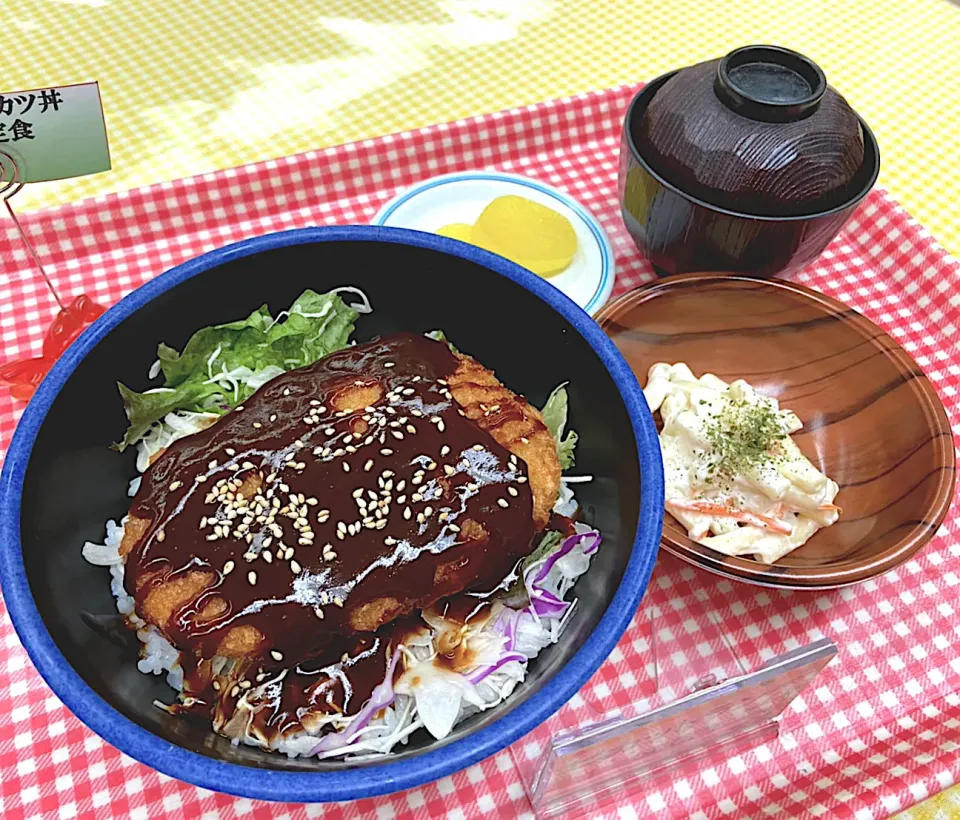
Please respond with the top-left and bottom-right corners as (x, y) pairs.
(511, 561), (838, 817)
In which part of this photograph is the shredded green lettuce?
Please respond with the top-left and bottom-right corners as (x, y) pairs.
(541, 383), (579, 470)
(115, 289), (360, 451)
(425, 329), (459, 354)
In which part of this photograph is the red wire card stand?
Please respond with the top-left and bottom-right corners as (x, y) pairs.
(0, 149), (105, 400)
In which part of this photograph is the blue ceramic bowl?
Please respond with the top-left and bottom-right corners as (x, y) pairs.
(0, 226), (663, 802)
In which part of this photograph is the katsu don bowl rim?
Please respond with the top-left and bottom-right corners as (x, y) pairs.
(0, 225), (665, 803)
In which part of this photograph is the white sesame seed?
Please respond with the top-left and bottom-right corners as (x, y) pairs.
(448, 524), (460, 532)
(271, 650), (284, 662)
(518, 476), (528, 483)
(334, 597), (344, 608)
(444, 464), (455, 476)
(508, 486), (519, 497)
(404, 507), (412, 520)
(291, 560), (302, 574)
(225, 448), (236, 456)
(385, 362), (395, 368)
(155, 529), (166, 542)
(497, 498), (510, 508)
(424, 506), (433, 517)
(381, 448), (394, 456)
(315, 607), (325, 619)
(397, 495), (406, 504)
(343, 462), (351, 472)
(427, 461), (437, 471)
(248, 571), (258, 585)
(253, 422), (263, 429)
(223, 560), (235, 575)
(440, 445), (451, 456)
(235, 405), (244, 412)
(417, 512), (425, 524)
(263, 551), (273, 563)
(231, 685), (240, 697)
(168, 481), (182, 491)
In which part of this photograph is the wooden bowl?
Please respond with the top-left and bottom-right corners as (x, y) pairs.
(596, 274), (956, 588)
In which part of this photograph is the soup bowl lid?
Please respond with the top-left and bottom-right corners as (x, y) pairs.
(636, 46), (868, 217)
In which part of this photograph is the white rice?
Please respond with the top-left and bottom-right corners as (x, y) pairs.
(83, 518), (185, 692)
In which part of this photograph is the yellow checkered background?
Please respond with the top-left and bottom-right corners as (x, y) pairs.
(4, 0), (960, 256)
(3, 0), (960, 814)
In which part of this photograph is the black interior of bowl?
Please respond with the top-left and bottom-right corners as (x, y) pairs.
(19, 238), (641, 770)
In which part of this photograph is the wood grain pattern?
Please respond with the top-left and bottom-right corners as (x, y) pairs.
(618, 74), (880, 279)
(597, 274), (956, 588)
(638, 59), (864, 217)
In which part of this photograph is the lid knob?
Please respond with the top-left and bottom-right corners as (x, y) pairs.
(714, 45), (826, 123)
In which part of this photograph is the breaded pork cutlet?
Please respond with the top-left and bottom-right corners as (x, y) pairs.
(119, 333), (560, 687)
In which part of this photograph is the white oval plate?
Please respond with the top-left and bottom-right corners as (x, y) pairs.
(371, 171), (615, 316)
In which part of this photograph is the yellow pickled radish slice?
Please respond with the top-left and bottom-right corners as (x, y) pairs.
(436, 223), (474, 242)
(471, 195), (578, 278)
(435, 195), (578, 278)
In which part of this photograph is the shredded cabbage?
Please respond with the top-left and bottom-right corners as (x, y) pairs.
(295, 524), (602, 758)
